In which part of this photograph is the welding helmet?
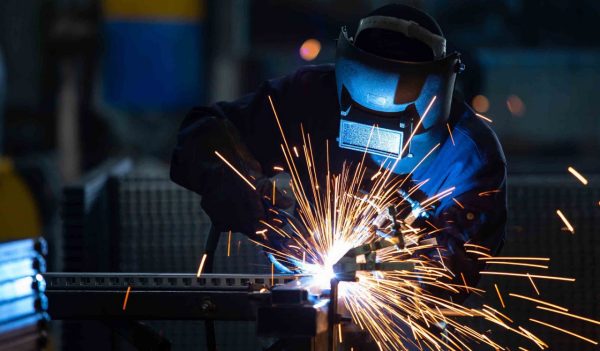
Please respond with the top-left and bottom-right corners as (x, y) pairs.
(335, 5), (464, 174)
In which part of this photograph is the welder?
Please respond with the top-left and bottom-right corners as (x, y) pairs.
(170, 3), (506, 348)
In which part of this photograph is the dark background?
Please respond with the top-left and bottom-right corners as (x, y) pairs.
(0, 0), (599, 350)
(2, 0), (600, 176)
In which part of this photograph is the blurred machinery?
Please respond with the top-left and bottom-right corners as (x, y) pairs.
(0, 238), (49, 351)
(0, 158), (42, 241)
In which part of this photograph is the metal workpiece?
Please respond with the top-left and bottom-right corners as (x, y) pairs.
(333, 205), (416, 282)
(257, 276), (330, 344)
(48, 289), (270, 321)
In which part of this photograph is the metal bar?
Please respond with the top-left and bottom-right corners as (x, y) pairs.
(47, 290), (270, 320)
(44, 273), (302, 291)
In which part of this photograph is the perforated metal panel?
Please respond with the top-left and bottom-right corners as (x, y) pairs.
(468, 175), (600, 350)
(114, 175), (271, 350)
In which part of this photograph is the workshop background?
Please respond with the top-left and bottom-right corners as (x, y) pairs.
(0, 0), (599, 350)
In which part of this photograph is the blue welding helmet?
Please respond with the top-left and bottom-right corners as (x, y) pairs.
(335, 6), (463, 174)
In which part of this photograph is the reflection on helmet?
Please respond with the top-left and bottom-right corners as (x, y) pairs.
(335, 15), (463, 175)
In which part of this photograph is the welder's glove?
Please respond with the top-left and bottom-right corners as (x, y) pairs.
(171, 116), (267, 234)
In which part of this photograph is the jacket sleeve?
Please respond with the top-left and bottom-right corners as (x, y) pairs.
(169, 74), (295, 234)
(170, 73), (295, 196)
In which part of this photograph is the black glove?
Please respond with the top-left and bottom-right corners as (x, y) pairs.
(175, 116), (266, 234)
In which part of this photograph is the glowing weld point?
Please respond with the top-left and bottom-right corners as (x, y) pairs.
(567, 166), (588, 185)
(556, 209), (575, 234)
(196, 253), (208, 278)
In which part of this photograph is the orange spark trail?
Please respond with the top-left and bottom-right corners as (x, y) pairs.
(196, 253), (208, 278)
(527, 273), (540, 295)
(446, 123), (455, 146)
(122, 286), (131, 311)
(509, 293), (569, 312)
(272, 179), (276, 206)
(536, 306), (600, 325)
(475, 113), (493, 123)
(452, 198), (465, 209)
(556, 209), (575, 234)
(494, 284), (505, 308)
(479, 257), (549, 261)
(271, 262), (274, 286)
(214, 151), (257, 190)
(529, 318), (598, 345)
(227, 230), (232, 257)
(481, 272), (574, 282)
(567, 166), (588, 185)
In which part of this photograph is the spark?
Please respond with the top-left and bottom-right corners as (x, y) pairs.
(214, 151), (257, 190)
(122, 286), (131, 311)
(481, 271), (574, 282)
(452, 198), (465, 209)
(494, 284), (505, 308)
(338, 323), (343, 343)
(486, 261), (548, 269)
(272, 179), (276, 206)
(239, 95), (598, 351)
(475, 113), (493, 123)
(536, 306), (600, 325)
(273, 166), (284, 171)
(446, 123), (455, 146)
(479, 256), (550, 261)
(529, 318), (598, 345)
(527, 273), (540, 295)
(478, 189), (501, 197)
(227, 230), (232, 257)
(371, 171), (382, 181)
(556, 209), (575, 234)
(196, 253), (208, 278)
(509, 293), (569, 312)
(567, 166), (588, 185)
(464, 243), (490, 251)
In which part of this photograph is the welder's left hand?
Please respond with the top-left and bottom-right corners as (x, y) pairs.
(255, 172), (296, 212)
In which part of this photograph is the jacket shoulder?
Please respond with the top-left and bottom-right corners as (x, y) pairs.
(452, 102), (506, 166)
